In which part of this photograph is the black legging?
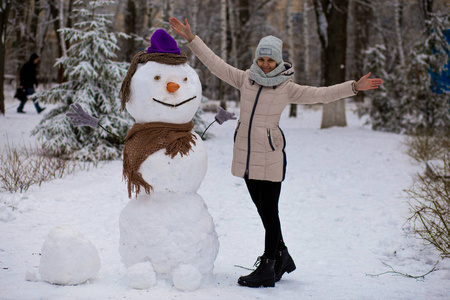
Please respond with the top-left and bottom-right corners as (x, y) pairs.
(244, 178), (286, 260)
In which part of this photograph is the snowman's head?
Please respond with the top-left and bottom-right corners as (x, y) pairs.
(126, 62), (201, 124)
(120, 29), (202, 124)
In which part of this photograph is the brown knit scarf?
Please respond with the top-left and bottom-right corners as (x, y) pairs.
(120, 51), (188, 111)
(122, 121), (196, 198)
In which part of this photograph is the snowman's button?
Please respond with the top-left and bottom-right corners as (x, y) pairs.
(167, 82), (180, 93)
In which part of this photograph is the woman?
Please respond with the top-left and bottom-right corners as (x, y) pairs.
(170, 17), (382, 288)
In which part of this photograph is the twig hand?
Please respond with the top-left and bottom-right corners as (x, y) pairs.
(355, 72), (383, 91)
(170, 17), (195, 42)
(215, 107), (237, 125)
(66, 103), (99, 128)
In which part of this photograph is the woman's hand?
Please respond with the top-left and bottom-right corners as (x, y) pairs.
(170, 17), (195, 42)
(355, 72), (383, 91)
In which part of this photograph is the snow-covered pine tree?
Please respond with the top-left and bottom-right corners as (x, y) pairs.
(32, 0), (131, 161)
(364, 13), (450, 134)
(363, 45), (404, 132)
(396, 13), (450, 133)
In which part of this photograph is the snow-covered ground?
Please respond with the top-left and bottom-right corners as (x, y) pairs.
(1, 93), (449, 299)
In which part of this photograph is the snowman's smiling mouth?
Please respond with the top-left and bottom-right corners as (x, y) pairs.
(152, 96), (197, 108)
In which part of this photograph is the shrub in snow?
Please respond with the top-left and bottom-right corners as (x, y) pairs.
(0, 142), (87, 193)
(38, 226), (101, 285)
(406, 158), (450, 258)
(32, 0), (132, 161)
(404, 131), (450, 163)
(363, 13), (450, 134)
(125, 262), (156, 289)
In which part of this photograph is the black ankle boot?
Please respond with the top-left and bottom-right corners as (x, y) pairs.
(238, 256), (276, 288)
(274, 248), (296, 282)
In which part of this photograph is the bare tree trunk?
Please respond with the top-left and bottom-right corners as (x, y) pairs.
(370, 1), (389, 52)
(146, 2), (156, 28)
(234, 0), (250, 70)
(287, 0), (297, 117)
(13, 0), (32, 83)
(161, 0), (167, 21)
(314, 0), (349, 129)
(303, 0), (310, 84)
(167, 0), (174, 22)
(35, 1), (51, 56)
(419, 0), (434, 24)
(0, 0), (12, 115)
(190, 0), (198, 64)
(227, 0), (239, 101)
(59, 0), (67, 58)
(123, 0), (136, 61)
(351, 0), (371, 103)
(161, 0), (174, 23)
(29, 0), (40, 49)
(122, 0), (147, 61)
(49, 0), (71, 83)
(218, 0), (227, 109)
(394, 0), (405, 66)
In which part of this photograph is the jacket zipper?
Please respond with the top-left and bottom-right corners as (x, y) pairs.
(267, 128), (275, 151)
(234, 121), (241, 142)
(245, 86), (264, 177)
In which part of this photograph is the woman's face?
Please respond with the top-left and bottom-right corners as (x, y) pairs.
(257, 57), (277, 74)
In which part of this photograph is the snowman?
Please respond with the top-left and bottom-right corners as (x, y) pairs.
(118, 29), (219, 291)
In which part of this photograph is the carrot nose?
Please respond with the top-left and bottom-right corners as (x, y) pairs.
(167, 82), (180, 93)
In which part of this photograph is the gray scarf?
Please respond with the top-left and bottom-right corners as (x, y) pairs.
(249, 61), (293, 87)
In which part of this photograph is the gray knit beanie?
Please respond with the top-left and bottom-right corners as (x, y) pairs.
(254, 35), (283, 64)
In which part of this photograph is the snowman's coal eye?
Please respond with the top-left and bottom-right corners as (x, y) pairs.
(154, 75), (161, 81)
(183, 77), (188, 82)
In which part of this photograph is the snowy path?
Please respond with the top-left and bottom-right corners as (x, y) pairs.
(1, 98), (449, 299)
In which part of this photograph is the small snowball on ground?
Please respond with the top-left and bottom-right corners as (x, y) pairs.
(38, 226), (100, 285)
(172, 264), (202, 292)
(126, 262), (156, 289)
(25, 267), (38, 282)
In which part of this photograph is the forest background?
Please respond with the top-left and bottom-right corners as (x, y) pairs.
(1, 0), (449, 130)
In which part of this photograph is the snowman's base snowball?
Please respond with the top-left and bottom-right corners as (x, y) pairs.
(126, 262), (156, 289)
(172, 264), (202, 292)
(38, 226), (100, 285)
(119, 192), (219, 276)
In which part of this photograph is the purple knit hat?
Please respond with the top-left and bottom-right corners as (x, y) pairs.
(147, 29), (181, 55)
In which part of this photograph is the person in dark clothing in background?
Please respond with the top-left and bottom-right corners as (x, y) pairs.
(17, 53), (45, 114)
